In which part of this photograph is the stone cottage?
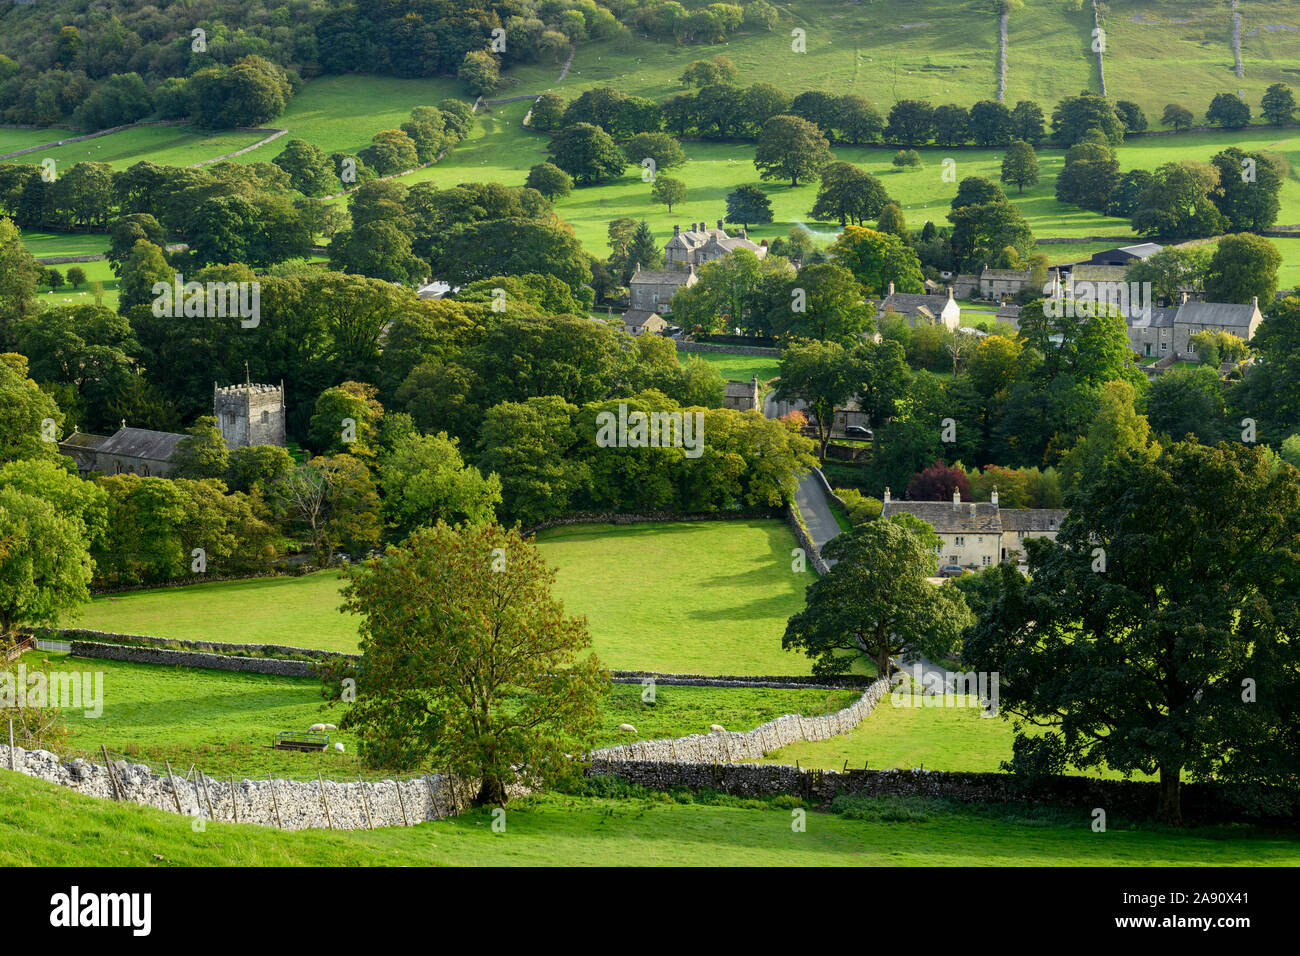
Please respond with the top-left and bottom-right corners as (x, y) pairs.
(880, 487), (1065, 568)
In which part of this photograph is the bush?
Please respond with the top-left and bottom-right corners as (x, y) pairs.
(892, 149), (922, 168)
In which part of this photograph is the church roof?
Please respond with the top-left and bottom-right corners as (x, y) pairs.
(95, 427), (188, 463)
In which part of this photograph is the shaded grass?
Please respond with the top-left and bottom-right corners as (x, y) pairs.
(3, 770), (1295, 866)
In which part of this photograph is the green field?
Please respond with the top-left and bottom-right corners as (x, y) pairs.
(3, 770), (1296, 866)
(3, 124), (267, 172)
(760, 689), (1157, 781)
(19, 650), (851, 778)
(73, 520), (829, 674)
(678, 349), (781, 383)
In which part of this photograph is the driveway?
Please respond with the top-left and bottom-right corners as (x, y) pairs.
(794, 471), (840, 564)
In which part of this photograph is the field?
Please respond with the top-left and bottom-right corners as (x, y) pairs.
(2, 125), (267, 172)
(678, 349), (782, 383)
(72, 520), (830, 675)
(760, 689), (1157, 781)
(4, 771), (1297, 866)
(19, 650), (852, 778)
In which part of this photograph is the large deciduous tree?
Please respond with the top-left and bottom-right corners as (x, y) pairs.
(753, 114), (832, 187)
(341, 521), (606, 804)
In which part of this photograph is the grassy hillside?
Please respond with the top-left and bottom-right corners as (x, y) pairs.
(3, 770), (1296, 866)
(20, 650), (852, 778)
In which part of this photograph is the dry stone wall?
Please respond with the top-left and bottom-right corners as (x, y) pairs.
(1, 744), (488, 831)
(68, 641), (321, 678)
(592, 677), (891, 763)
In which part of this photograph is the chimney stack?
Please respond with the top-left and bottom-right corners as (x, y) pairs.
(952, 489), (961, 511)
(673, 224), (680, 236)
(991, 486), (999, 507)
(969, 502), (976, 517)
(888, 281), (895, 296)
(717, 218), (724, 231)
(1252, 296), (1259, 310)
(947, 285), (954, 301)
(1181, 291), (1189, 304)
(883, 487), (891, 505)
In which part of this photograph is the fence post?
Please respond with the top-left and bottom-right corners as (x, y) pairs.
(395, 779), (410, 827)
(229, 774), (239, 823)
(318, 772), (333, 830)
(268, 772), (282, 829)
(100, 745), (121, 800)
(7, 719), (13, 771)
(358, 776), (373, 830)
(164, 761), (183, 815)
(425, 774), (440, 820)
(199, 770), (215, 821)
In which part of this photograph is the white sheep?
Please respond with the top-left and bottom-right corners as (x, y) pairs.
(323, 724), (338, 731)
(710, 724), (726, 733)
(334, 742), (345, 753)
(308, 723), (327, 733)
(618, 723), (637, 735)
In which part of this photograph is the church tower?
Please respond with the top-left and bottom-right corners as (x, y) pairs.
(214, 369), (286, 450)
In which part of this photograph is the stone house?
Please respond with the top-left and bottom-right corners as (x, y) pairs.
(626, 264), (698, 315)
(623, 310), (670, 337)
(880, 487), (1065, 569)
(875, 283), (960, 330)
(723, 377), (762, 412)
(1125, 295), (1264, 361)
(664, 220), (768, 270)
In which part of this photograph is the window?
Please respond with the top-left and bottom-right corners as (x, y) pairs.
(261, 410), (270, 423)
(1187, 340), (1196, 354)
(1160, 342), (1167, 352)
(954, 536), (965, 547)
(982, 555), (991, 566)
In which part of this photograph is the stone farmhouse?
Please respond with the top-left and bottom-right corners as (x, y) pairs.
(876, 283), (961, 330)
(723, 377), (762, 412)
(626, 263), (698, 318)
(880, 487), (1066, 568)
(664, 220), (768, 270)
(1125, 294), (1264, 361)
(58, 380), (287, 478)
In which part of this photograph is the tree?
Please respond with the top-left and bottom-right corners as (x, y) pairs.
(0, 217), (41, 323)
(829, 225), (924, 297)
(1010, 100), (1046, 145)
(950, 176), (1007, 209)
(809, 162), (890, 226)
(784, 516), (971, 677)
(1115, 100), (1148, 136)
(377, 432), (502, 539)
(753, 114), (832, 187)
(768, 263), (869, 345)
(1057, 379), (1160, 498)
(876, 203), (908, 240)
(963, 441), (1300, 824)
(1055, 140), (1119, 213)
(1204, 233), (1282, 305)
(680, 55), (738, 87)
(309, 381), (384, 459)
(547, 123), (627, 186)
(1161, 103), (1195, 131)
(932, 104), (970, 146)
(341, 521), (606, 802)
(273, 139), (336, 196)
(621, 132), (687, 172)
(0, 484), (93, 641)
(650, 175), (687, 212)
(885, 100), (935, 147)
(1261, 83), (1297, 127)
(1106, 169), (1155, 219)
(66, 266), (86, 288)
(274, 454), (381, 566)
(225, 444), (295, 496)
(1234, 296), (1300, 440)
(45, 268), (64, 292)
(477, 396), (589, 527)
(529, 93), (567, 131)
(946, 200), (1034, 271)
(725, 184), (773, 229)
(1210, 148), (1283, 232)
(168, 414), (232, 483)
(891, 149), (921, 168)
(1206, 92), (1251, 129)
(1142, 365), (1230, 444)
(1051, 91), (1124, 146)
(525, 162), (572, 200)
(1125, 246), (1211, 304)
(1000, 140), (1039, 194)
(0, 354), (62, 465)
(625, 220), (660, 278)
(773, 339), (853, 460)
(458, 50), (500, 96)
(1131, 161), (1227, 240)
(905, 460), (969, 501)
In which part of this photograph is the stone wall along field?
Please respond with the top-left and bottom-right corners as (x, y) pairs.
(591, 677), (891, 764)
(1, 744), (487, 831)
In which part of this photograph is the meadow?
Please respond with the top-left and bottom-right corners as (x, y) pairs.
(3, 771), (1297, 866)
(2, 124), (267, 172)
(72, 520), (831, 675)
(19, 650), (852, 778)
(678, 349), (782, 383)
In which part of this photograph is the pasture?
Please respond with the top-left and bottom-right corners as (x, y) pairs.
(4, 771), (1297, 866)
(678, 349), (781, 383)
(19, 650), (852, 778)
(74, 520), (831, 676)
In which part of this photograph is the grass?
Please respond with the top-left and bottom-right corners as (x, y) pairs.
(678, 349), (781, 383)
(72, 520), (832, 674)
(534, 519), (831, 674)
(3, 770), (1296, 866)
(16, 650), (852, 779)
(760, 688), (1157, 781)
(3, 124), (267, 171)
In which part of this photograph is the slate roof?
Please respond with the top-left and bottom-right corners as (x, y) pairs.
(622, 309), (666, 330)
(1000, 509), (1067, 532)
(881, 500), (1002, 534)
(58, 432), (107, 451)
(1175, 300), (1258, 329)
(877, 293), (954, 318)
(630, 269), (694, 286)
(1127, 306), (1177, 330)
(980, 267), (1031, 280)
(95, 427), (188, 462)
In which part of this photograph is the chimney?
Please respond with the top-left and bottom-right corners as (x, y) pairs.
(947, 285), (954, 301)
(1181, 291), (1189, 304)
(1252, 296), (1259, 310)
(717, 218), (724, 231)
(952, 489), (961, 511)
(969, 502), (976, 517)
(883, 487), (891, 505)
(673, 224), (680, 236)
(888, 281), (895, 296)
(991, 486), (999, 507)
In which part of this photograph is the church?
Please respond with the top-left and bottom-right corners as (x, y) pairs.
(58, 377), (287, 479)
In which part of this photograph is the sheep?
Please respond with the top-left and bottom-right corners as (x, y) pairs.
(618, 723), (638, 735)
(709, 724), (726, 733)
(322, 724), (338, 731)
(308, 723), (327, 733)
(334, 742), (345, 753)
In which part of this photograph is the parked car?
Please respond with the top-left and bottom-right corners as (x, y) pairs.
(937, 565), (967, 578)
(844, 425), (874, 440)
